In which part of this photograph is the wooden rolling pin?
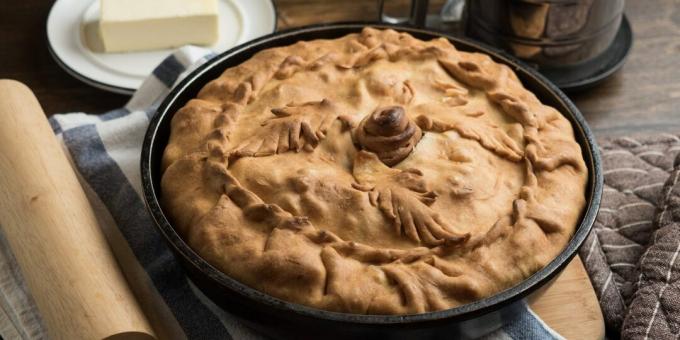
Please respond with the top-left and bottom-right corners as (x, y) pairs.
(0, 80), (156, 339)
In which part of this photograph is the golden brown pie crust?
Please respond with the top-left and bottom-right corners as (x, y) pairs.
(161, 28), (588, 314)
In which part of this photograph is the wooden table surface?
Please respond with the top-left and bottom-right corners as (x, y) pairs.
(1, 0), (679, 137)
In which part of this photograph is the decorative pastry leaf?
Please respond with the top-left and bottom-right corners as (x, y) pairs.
(415, 113), (523, 162)
(365, 75), (415, 105)
(352, 151), (469, 247)
(337, 44), (388, 69)
(274, 53), (339, 80)
(487, 89), (537, 127)
(432, 79), (469, 107)
(438, 54), (501, 90)
(231, 99), (340, 158)
(275, 55), (307, 79)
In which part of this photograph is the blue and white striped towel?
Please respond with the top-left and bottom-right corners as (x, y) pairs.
(46, 47), (564, 340)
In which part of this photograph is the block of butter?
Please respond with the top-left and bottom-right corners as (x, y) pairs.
(99, 0), (219, 53)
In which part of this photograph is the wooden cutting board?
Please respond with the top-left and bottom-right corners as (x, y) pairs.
(529, 256), (605, 339)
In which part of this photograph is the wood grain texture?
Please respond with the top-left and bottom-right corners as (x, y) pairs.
(529, 257), (605, 340)
(568, 0), (680, 136)
(0, 80), (155, 340)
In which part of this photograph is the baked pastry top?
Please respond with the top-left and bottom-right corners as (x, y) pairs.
(161, 27), (588, 314)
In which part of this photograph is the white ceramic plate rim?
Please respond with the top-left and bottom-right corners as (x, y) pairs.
(47, 0), (277, 95)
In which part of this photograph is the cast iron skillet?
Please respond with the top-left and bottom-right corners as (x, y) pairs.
(141, 23), (603, 339)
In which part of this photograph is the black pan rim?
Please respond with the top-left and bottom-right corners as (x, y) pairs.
(141, 22), (603, 326)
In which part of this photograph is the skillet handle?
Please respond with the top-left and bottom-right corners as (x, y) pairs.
(0, 79), (155, 340)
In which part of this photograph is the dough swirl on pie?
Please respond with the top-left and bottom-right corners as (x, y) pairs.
(355, 105), (422, 166)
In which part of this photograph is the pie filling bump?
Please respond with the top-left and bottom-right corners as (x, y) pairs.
(161, 28), (588, 314)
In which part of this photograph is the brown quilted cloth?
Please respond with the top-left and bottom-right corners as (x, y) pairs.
(579, 132), (680, 339)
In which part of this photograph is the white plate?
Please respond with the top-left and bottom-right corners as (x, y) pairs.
(47, 0), (277, 94)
